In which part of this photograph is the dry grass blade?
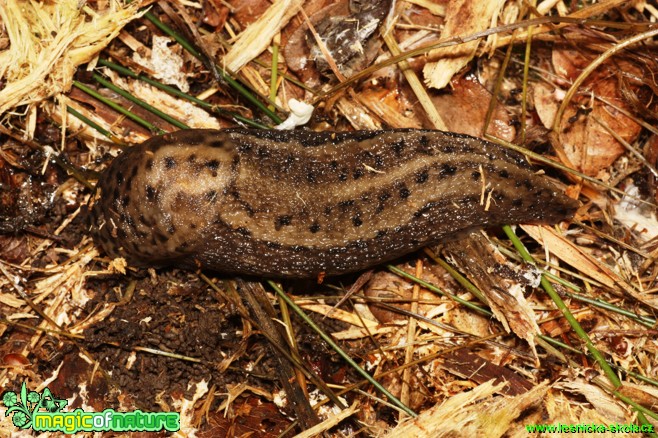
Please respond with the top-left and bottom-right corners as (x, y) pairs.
(0, 0), (144, 114)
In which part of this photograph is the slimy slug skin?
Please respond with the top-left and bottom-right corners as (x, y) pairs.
(89, 129), (577, 278)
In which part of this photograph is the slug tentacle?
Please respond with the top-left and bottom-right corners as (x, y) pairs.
(89, 129), (578, 278)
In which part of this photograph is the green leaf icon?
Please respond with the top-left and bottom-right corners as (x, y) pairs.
(11, 411), (28, 428)
(2, 391), (18, 408)
(27, 391), (40, 404)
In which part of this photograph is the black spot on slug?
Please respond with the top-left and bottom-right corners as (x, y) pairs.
(416, 135), (433, 155)
(309, 222), (321, 233)
(232, 156), (242, 171)
(413, 202), (438, 218)
(471, 171), (481, 181)
(145, 158), (154, 171)
(206, 159), (220, 171)
(499, 169), (510, 179)
(352, 216), (363, 227)
(275, 215), (292, 230)
(164, 156), (176, 169)
(440, 144), (456, 154)
(339, 200), (355, 210)
(415, 170), (429, 184)
(391, 139), (405, 156)
(399, 186), (411, 199)
(439, 164), (457, 177)
(145, 185), (156, 201)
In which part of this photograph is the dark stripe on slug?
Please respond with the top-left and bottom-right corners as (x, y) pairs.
(233, 129), (380, 147)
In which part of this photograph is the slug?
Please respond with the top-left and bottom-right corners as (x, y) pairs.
(89, 129), (577, 278)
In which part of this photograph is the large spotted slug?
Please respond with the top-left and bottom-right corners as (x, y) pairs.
(89, 129), (577, 278)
